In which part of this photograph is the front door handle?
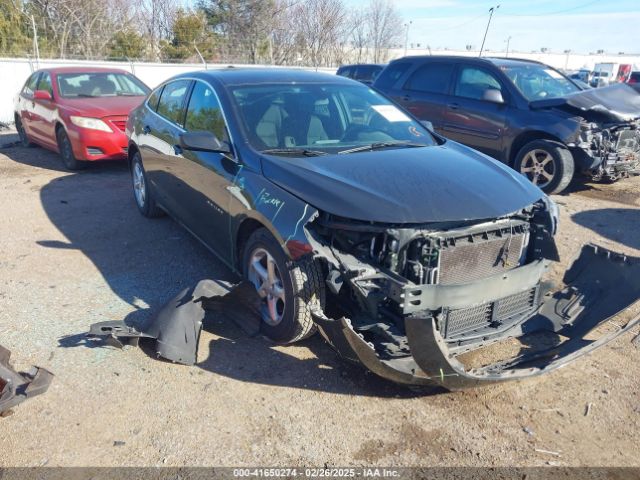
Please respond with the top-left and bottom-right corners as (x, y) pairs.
(402, 95), (411, 102)
(447, 103), (459, 110)
(173, 144), (183, 155)
(142, 125), (151, 134)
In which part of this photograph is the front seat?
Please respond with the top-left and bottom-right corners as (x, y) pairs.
(282, 95), (328, 147)
(254, 100), (287, 148)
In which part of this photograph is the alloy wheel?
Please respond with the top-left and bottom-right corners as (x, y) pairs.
(247, 247), (286, 326)
(132, 162), (146, 208)
(520, 149), (555, 188)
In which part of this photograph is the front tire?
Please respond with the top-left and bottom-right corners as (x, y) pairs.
(56, 128), (85, 170)
(131, 152), (163, 218)
(514, 140), (574, 194)
(243, 228), (325, 343)
(15, 115), (34, 147)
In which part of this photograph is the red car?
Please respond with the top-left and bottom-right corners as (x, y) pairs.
(13, 67), (150, 170)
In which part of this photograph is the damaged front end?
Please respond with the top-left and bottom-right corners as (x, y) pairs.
(572, 119), (640, 181)
(532, 83), (640, 181)
(306, 201), (640, 389)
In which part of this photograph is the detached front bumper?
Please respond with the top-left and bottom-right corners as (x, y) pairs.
(312, 244), (640, 389)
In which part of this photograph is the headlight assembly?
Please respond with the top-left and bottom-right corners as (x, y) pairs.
(69, 116), (113, 132)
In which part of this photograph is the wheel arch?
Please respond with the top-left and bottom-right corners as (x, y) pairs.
(509, 131), (565, 167)
(127, 142), (140, 170)
(235, 217), (269, 271)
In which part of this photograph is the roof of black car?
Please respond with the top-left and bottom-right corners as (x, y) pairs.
(181, 68), (355, 86)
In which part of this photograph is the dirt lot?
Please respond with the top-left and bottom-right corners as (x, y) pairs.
(0, 128), (639, 468)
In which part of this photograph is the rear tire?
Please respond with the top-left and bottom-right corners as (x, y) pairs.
(56, 127), (85, 170)
(131, 152), (164, 218)
(514, 140), (574, 194)
(15, 115), (34, 147)
(242, 228), (325, 343)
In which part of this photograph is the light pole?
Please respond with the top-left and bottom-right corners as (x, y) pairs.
(404, 21), (412, 56)
(505, 35), (512, 57)
(479, 4), (500, 57)
(564, 49), (571, 70)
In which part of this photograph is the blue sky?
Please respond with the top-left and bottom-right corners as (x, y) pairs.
(345, 0), (640, 54)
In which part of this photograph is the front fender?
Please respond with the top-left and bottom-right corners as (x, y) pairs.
(228, 168), (318, 262)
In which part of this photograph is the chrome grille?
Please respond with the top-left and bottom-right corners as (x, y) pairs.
(443, 286), (538, 338)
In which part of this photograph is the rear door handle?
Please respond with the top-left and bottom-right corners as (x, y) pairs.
(142, 125), (151, 134)
(447, 103), (459, 110)
(173, 144), (183, 155)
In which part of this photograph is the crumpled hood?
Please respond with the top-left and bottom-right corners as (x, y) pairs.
(529, 83), (640, 123)
(60, 96), (145, 118)
(261, 141), (544, 224)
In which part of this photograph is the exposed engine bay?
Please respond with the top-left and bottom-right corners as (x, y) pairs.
(302, 200), (640, 389)
(574, 119), (640, 181)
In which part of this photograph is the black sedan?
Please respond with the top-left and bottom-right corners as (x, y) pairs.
(125, 69), (639, 389)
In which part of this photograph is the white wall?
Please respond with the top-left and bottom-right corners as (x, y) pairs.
(0, 58), (335, 123)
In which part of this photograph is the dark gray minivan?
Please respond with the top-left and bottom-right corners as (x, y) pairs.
(374, 56), (640, 194)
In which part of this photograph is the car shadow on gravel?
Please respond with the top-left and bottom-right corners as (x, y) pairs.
(571, 208), (640, 250)
(193, 311), (436, 398)
(1, 143), (128, 174)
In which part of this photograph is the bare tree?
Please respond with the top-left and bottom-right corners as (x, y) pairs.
(367, 0), (402, 63)
(293, 0), (348, 68)
(136, 0), (178, 61)
(348, 9), (370, 64)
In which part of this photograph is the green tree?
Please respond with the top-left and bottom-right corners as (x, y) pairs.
(107, 30), (147, 60)
(0, 0), (31, 57)
(162, 9), (216, 61)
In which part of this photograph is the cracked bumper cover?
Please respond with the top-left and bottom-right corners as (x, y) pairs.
(0, 345), (53, 415)
(312, 244), (640, 389)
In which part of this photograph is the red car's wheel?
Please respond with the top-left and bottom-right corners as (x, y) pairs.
(14, 115), (34, 148)
(56, 127), (85, 170)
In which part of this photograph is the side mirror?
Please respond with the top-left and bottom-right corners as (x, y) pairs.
(420, 120), (434, 131)
(482, 88), (504, 104)
(180, 131), (231, 154)
(33, 90), (52, 101)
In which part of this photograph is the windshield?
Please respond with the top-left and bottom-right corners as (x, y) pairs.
(57, 72), (149, 98)
(229, 83), (436, 155)
(502, 64), (581, 101)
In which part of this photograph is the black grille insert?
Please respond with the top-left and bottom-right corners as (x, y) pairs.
(442, 286), (539, 339)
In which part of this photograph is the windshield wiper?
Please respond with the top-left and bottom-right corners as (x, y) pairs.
(116, 92), (141, 96)
(74, 94), (97, 98)
(338, 141), (428, 155)
(261, 148), (328, 157)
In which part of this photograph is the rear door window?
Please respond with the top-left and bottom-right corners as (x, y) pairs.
(454, 66), (503, 101)
(404, 63), (454, 94)
(184, 81), (228, 141)
(375, 62), (410, 89)
(354, 66), (374, 81)
(156, 80), (191, 127)
(337, 66), (353, 78)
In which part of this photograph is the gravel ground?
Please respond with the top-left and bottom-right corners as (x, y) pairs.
(0, 128), (639, 467)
